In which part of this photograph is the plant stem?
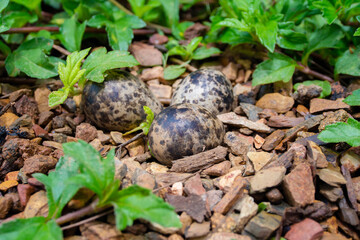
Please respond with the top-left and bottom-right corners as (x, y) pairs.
(2, 27), (156, 35)
(56, 201), (109, 225)
(61, 209), (114, 230)
(296, 63), (334, 83)
(53, 44), (71, 56)
(115, 132), (145, 159)
(170, 58), (197, 72)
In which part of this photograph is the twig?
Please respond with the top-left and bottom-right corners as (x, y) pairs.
(296, 63), (334, 83)
(56, 200), (108, 225)
(115, 132), (145, 159)
(2, 27), (156, 35)
(53, 44), (71, 56)
(170, 58), (198, 72)
(0, 102), (15, 117)
(61, 209), (114, 230)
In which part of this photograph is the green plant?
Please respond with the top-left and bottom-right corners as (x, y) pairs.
(0, 140), (181, 239)
(123, 106), (155, 136)
(163, 36), (221, 80)
(48, 47), (139, 107)
(318, 118), (360, 147)
(209, 0), (360, 86)
(318, 88), (360, 146)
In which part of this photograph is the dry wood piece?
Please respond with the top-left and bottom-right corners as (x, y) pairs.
(170, 146), (228, 173)
(213, 176), (246, 214)
(341, 165), (358, 212)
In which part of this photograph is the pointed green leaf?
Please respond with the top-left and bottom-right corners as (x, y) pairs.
(33, 156), (80, 218)
(48, 88), (70, 107)
(312, 0), (338, 24)
(318, 118), (360, 147)
(58, 17), (86, 52)
(343, 89), (360, 106)
(192, 47), (221, 60)
(164, 65), (186, 80)
(110, 185), (182, 230)
(14, 49), (58, 79)
(63, 140), (116, 199)
(216, 18), (250, 32)
(83, 48), (139, 83)
(255, 20), (278, 53)
(302, 24), (344, 65)
(335, 48), (360, 76)
(0, 0), (9, 13)
(0, 217), (62, 240)
(252, 53), (296, 86)
(11, 0), (41, 10)
(186, 37), (202, 54)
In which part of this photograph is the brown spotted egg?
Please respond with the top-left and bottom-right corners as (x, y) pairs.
(148, 103), (225, 166)
(82, 70), (163, 131)
(171, 68), (234, 115)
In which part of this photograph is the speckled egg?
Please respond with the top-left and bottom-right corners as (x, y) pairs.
(148, 103), (225, 166)
(171, 68), (234, 115)
(82, 70), (163, 131)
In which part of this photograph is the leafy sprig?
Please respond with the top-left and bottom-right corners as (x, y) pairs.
(123, 106), (155, 136)
(0, 140), (181, 239)
(164, 36), (221, 80)
(48, 47), (139, 107)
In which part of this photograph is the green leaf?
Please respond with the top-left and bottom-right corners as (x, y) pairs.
(106, 24), (133, 51)
(258, 202), (267, 213)
(110, 185), (182, 230)
(294, 80), (331, 98)
(216, 18), (250, 32)
(254, 20), (278, 53)
(63, 140), (116, 201)
(252, 53), (297, 86)
(302, 24), (344, 65)
(0, 217), (62, 240)
(354, 27), (360, 36)
(218, 28), (253, 45)
(5, 37), (54, 77)
(14, 49), (58, 79)
(277, 29), (307, 51)
(167, 46), (189, 58)
(192, 47), (221, 60)
(58, 48), (90, 87)
(312, 0), (338, 24)
(159, 0), (179, 27)
(83, 48), (139, 83)
(164, 65), (186, 80)
(344, 89), (360, 106)
(335, 48), (360, 76)
(0, 39), (11, 56)
(58, 17), (86, 52)
(318, 118), (360, 147)
(48, 88), (70, 108)
(34, 156), (81, 219)
(0, 0), (9, 13)
(186, 36), (202, 55)
(124, 106), (154, 136)
(11, 0), (41, 10)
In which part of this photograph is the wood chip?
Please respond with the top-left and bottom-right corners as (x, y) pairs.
(170, 146), (228, 173)
(213, 176), (246, 214)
